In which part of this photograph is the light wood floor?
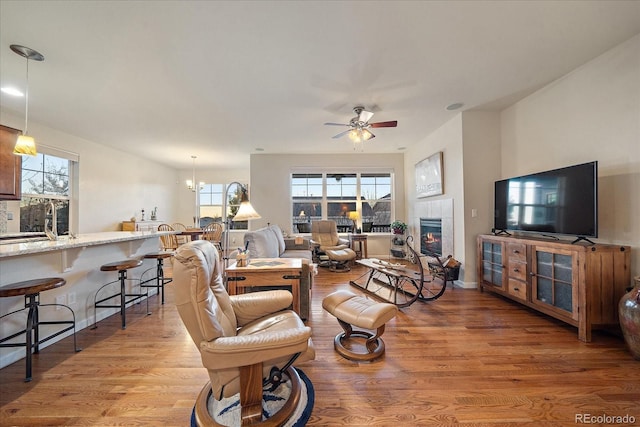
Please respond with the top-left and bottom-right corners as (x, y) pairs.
(1, 265), (638, 426)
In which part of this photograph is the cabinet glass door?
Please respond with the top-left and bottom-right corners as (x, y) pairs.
(481, 241), (504, 288)
(532, 247), (577, 319)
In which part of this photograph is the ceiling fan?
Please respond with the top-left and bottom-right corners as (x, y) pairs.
(324, 106), (398, 147)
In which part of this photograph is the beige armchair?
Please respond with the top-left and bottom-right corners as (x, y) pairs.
(310, 220), (356, 271)
(172, 240), (315, 425)
(310, 220), (350, 251)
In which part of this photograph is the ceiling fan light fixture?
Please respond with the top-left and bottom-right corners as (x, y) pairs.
(348, 128), (373, 143)
(326, 105), (394, 149)
(348, 128), (374, 151)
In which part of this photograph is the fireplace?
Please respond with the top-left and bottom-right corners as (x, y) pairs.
(420, 218), (442, 257)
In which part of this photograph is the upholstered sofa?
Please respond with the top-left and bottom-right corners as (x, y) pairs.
(242, 225), (313, 319)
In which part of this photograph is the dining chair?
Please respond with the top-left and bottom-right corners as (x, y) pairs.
(201, 223), (224, 251)
(157, 224), (178, 251)
(171, 222), (189, 245)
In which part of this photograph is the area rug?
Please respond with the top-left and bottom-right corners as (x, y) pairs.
(190, 368), (314, 427)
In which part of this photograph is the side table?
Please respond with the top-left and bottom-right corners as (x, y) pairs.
(349, 234), (368, 260)
(226, 258), (302, 316)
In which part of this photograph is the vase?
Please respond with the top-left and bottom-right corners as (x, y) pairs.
(619, 276), (640, 360)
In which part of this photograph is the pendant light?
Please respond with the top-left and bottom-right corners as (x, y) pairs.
(10, 45), (44, 156)
(186, 155), (204, 191)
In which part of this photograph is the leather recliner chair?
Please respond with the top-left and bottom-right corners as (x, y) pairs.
(172, 240), (315, 425)
(310, 220), (356, 271)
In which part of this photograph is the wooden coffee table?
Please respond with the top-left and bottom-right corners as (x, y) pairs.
(225, 258), (303, 316)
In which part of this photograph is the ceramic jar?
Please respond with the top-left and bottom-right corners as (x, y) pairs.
(619, 276), (640, 360)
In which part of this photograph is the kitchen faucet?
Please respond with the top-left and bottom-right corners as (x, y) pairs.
(45, 201), (58, 241)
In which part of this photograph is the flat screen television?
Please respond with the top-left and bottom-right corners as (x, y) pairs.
(493, 161), (598, 243)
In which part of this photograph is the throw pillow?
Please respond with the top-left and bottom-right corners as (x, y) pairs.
(268, 225), (287, 255)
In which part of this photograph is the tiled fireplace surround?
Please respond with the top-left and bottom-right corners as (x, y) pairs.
(412, 198), (454, 260)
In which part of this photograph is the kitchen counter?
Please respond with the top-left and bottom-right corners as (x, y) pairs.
(0, 231), (174, 258)
(0, 230), (173, 370)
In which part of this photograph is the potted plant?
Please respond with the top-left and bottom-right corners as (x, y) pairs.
(391, 220), (407, 235)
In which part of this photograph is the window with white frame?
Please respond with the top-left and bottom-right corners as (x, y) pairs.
(291, 171), (393, 233)
(198, 183), (224, 226)
(20, 147), (77, 235)
(198, 182), (248, 229)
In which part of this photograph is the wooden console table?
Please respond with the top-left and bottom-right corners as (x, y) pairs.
(226, 258), (302, 316)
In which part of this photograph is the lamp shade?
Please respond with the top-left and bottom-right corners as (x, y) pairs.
(348, 211), (360, 221)
(13, 134), (36, 156)
(232, 189), (261, 221)
(348, 128), (374, 143)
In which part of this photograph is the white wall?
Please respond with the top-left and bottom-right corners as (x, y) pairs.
(461, 111), (502, 283)
(0, 111), (179, 233)
(500, 33), (640, 275)
(404, 114), (471, 283)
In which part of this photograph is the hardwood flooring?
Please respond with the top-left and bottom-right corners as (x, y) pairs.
(1, 265), (638, 426)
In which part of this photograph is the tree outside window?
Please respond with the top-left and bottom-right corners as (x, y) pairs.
(198, 182), (248, 229)
(20, 153), (71, 234)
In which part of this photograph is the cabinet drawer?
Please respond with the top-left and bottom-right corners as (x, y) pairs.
(506, 242), (526, 261)
(508, 279), (528, 301)
(508, 260), (527, 281)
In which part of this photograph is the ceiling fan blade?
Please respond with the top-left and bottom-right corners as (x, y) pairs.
(324, 122), (350, 127)
(369, 120), (398, 128)
(331, 129), (351, 139)
(359, 110), (374, 123)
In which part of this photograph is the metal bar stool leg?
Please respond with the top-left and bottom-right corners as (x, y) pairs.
(119, 269), (127, 330)
(156, 259), (165, 304)
(25, 294), (37, 381)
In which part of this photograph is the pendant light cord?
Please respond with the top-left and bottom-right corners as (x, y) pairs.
(24, 57), (30, 135)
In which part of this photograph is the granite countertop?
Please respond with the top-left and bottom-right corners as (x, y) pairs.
(0, 231), (173, 258)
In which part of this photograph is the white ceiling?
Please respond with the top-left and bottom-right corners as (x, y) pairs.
(1, 1), (639, 170)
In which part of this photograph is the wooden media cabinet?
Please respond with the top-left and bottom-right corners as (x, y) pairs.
(477, 234), (631, 342)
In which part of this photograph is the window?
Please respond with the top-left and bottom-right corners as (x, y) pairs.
(360, 173), (392, 231)
(20, 149), (77, 235)
(198, 183), (224, 227)
(198, 182), (249, 229)
(291, 171), (393, 233)
(292, 173), (322, 233)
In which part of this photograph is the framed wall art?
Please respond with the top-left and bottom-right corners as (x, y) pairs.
(415, 151), (443, 198)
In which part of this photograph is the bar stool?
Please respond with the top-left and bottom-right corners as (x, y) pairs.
(94, 259), (149, 330)
(140, 251), (173, 304)
(0, 277), (81, 382)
